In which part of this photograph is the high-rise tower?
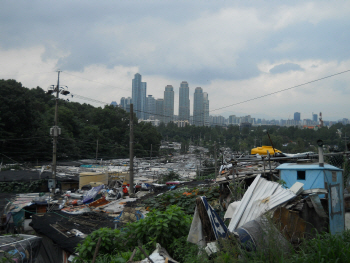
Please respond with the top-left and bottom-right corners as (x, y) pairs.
(179, 81), (190, 121)
(164, 85), (174, 124)
(132, 73), (147, 119)
(203, 92), (209, 127)
(146, 95), (156, 120)
(155, 99), (164, 123)
(294, 112), (301, 121)
(193, 87), (204, 126)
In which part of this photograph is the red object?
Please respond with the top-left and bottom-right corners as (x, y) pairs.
(123, 187), (128, 194)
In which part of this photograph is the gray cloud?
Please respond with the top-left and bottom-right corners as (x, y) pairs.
(269, 63), (304, 74)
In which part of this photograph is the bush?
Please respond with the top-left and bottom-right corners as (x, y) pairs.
(126, 205), (192, 251)
(74, 228), (127, 261)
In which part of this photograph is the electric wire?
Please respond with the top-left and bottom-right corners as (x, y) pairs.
(67, 69), (350, 126)
(62, 72), (129, 91)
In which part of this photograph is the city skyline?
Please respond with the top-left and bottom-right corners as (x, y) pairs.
(2, 1), (350, 121)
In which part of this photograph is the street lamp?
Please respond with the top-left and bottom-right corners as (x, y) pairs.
(47, 71), (70, 191)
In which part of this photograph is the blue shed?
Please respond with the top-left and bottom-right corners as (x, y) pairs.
(276, 162), (344, 234)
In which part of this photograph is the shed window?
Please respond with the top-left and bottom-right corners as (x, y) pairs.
(297, 171), (306, 180)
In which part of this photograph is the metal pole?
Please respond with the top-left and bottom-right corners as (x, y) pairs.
(129, 104), (134, 195)
(199, 153), (202, 177)
(95, 139), (99, 163)
(52, 70), (60, 187)
(150, 144), (152, 160)
(214, 142), (217, 181)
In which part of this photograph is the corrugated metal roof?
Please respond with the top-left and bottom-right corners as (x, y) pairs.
(276, 163), (342, 171)
(228, 174), (296, 232)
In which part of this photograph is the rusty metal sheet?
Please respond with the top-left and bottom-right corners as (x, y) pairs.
(273, 207), (307, 242)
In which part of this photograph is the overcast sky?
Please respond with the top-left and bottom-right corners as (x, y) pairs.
(1, 0), (350, 121)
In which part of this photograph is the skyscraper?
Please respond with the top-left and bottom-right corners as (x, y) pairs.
(294, 112), (301, 121)
(155, 99), (164, 123)
(203, 92), (209, 127)
(120, 97), (132, 112)
(193, 87), (204, 126)
(179, 81), (190, 121)
(146, 95), (156, 119)
(312, 113), (318, 122)
(132, 73), (147, 120)
(164, 85), (174, 124)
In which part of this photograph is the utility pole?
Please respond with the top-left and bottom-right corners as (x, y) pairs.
(48, 71), (70, 190)
(214, 141), (217, 182)
(51, 71), (60, 189)
(129, 104), (134, 195)
(150, 144), (152, 160)
(95, 139), (99, 163)
(343, 133), (349, 152)
(199, 153), (202, 177)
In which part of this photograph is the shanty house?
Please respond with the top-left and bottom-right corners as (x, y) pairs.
(276, 162), (344, 234)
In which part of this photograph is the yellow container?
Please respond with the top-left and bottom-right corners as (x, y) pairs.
(251, 146), (281, 155)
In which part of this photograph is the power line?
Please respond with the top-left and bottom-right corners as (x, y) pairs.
(210, 69), (350, 113)
(62, 72), (129, 91)
(0, 71), (56, 77)
(66, 69), (350, 126)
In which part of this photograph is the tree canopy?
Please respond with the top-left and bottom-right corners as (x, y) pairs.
(0, 79), (161, 163)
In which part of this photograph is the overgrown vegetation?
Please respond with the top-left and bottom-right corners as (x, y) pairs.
(0, 179), (46, 193)
(157, 171), (181, 184)
(0, 79), (162, 163)
(157, 121), (350, 154)
(73, 200), (350, 263)
(74, 205), (192, 262)
(143, 185), (220, 214)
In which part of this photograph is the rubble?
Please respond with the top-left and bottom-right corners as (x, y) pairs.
(0, 145), (348, 261)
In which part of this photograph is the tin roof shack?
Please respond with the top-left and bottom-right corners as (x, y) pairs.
(276, 162), (344, 234)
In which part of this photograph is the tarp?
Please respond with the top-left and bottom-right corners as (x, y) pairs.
(0, 234), (42, 263)
(187, 197), (228, 246)
(82, 184), (104, 204)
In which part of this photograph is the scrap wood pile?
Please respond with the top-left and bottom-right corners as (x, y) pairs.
(187, 173), (336, 256)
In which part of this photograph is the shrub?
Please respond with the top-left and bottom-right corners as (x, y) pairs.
(74, 228), (127, 261)
(126, 205), (192, 251)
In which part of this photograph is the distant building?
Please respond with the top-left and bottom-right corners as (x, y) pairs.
(120, 97), (132, 112)
(146, 95), (156, 120)
(294, 112), (301, 121)
(193, 87), (204, 126)
(210, 115), (226, 126)
(174, 120), (190, 127)
(229, 115), (239, 125)
(163, 85), (174, 124)
(193, 87), (209, 126)
(312, 113), (318, 122)
(155, 98), (164, 123)
(203, 92), (209, 127)
(132, 73), (147, 120)
(110, 101), (118, 107)
(178, 81), (190, 121)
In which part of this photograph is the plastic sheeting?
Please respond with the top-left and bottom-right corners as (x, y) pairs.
(0, 234), (42, 263)
(82, 184), (104, 204)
